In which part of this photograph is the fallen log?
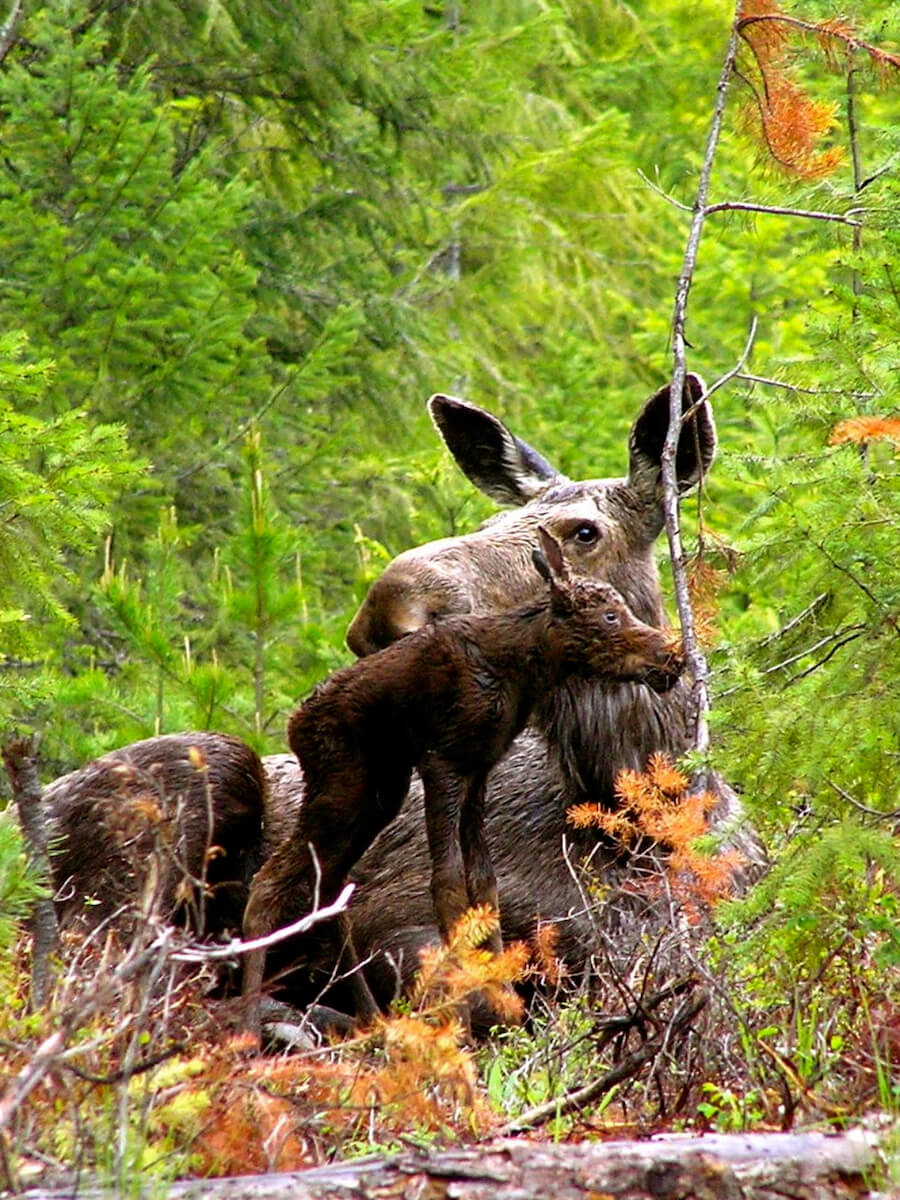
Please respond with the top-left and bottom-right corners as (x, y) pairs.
(22, 1128), (887, 1200)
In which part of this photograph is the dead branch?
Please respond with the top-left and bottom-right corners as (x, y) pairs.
(495, 986), (708, 1135)
(171, 882), (356, 963)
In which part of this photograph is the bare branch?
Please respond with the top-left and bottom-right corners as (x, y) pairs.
(684, 316), (758, 421)
(736, 373), (876, 400)
(172, 881), (357, 962)
(704, 199), (862, 227)
(636, 169), (692, 213)
(663, 7), (742, 756)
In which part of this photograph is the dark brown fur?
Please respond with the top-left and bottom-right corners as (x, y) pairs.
(241, 536), (682, 1025)
(258, 377), (765, 1024)
(44, 732), (266, 937)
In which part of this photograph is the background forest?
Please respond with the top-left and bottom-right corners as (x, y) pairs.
(2, 0), (900, 1182)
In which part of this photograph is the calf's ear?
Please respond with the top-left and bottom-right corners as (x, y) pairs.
(532, 547), (551, 582)
(536, 526), (568, 581)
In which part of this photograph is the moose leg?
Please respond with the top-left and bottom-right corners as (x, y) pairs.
(419, 754), (469, 944)
(241, 839), (301, 1036)
(460, 774), (502, 955)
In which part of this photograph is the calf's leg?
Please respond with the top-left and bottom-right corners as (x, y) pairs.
(460, 775), (502, 955)
(419, 754), (471, 944)
(243, 766), (411, 1031)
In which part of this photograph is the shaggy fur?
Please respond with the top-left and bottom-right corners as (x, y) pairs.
(241, 536), (681, 1025)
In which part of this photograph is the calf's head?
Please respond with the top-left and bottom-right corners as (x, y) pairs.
(533, 527), (684, 694)
(347, 374), (713, 656)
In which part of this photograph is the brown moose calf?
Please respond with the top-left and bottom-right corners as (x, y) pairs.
(242, 529), (683, 1027)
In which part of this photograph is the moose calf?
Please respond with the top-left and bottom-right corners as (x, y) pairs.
(242, 528), (683, 1028)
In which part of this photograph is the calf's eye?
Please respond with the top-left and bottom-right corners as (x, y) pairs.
(572, 522), (599, 545)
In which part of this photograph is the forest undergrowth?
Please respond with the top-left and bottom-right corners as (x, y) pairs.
(2, 752), (899, 1191)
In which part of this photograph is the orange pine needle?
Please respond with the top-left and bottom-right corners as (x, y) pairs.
(830, 416), (900, 447)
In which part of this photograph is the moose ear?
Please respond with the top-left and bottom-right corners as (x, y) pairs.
(627, 373), (716, 498)
(429, 393), (567, 505)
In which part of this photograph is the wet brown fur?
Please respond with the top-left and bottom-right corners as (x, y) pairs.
(241, 539), (682, 1026)
(44, 732), (266, 937)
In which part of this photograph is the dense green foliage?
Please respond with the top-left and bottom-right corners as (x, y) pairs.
(1, 0), (899, 1159)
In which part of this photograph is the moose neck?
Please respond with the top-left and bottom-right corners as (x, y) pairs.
(535, 675), (691, 806)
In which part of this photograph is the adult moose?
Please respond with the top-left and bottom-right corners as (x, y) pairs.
(262, 374), (765, 1024)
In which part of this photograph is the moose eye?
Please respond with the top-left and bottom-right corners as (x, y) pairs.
(572, 522), (599, 545)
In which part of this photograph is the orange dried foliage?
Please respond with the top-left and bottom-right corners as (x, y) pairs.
(185, 1036), (315, 1176)
(735, 1), (899, 178)
(531, 921), (569, 988)
(411, 903), (528, 1025)
(567, 752), (744, 921)
(830, 416), (900, 448)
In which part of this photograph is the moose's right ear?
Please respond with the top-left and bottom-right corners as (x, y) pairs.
(429, 393), (566, 505)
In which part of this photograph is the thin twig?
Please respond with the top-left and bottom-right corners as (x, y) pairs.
(683, 316), (758, 422)
(756, 593), (830, 648)
(737, 372), (875, 399)
(495, 988), (708, 1135)
(760, 624), (866, 676)
(826, 777), (900, 820)
(783, 629), (865, 685)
